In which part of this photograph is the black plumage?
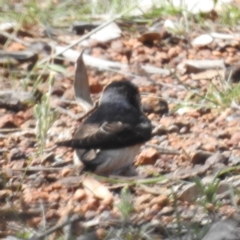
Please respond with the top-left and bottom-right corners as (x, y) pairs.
(57, 80), (152, 176)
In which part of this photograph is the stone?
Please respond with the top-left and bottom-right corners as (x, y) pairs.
(191, 34), (213, 47)
(89, 77), (103, 93)
(142, 95), (169, 115)
(9, 148), (27, 161)
(229, 132), (240, 146)
(135, 148), (159, 165)
(0, 113), (23, 128)
(191, 151), (212, 165)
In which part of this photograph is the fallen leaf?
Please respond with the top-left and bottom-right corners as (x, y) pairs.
(74, 51), (93, 112)
(82, 175), (113, 203)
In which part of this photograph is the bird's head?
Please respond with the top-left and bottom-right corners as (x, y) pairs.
(99, 80), (141, 110)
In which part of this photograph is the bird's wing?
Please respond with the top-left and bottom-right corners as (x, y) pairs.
(56, 121), (151, 149)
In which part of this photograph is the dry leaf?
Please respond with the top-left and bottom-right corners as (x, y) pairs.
(74, 51), (93, 112)
(82, 175), (113, 203)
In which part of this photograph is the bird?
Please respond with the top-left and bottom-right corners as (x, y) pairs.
(57, 80), (152, 176)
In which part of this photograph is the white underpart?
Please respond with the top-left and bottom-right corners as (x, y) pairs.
(94, 145), (140, 175)
(74, 145), (141, 176)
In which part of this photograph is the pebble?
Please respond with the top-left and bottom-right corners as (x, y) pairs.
(135, 148), (159, 165)
(191, 34), (213, 47)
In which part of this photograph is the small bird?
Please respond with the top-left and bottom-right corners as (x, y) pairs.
(57, 80), (152, 176)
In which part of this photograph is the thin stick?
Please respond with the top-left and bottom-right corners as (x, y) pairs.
(146, 143), (180, 155)
(0, 128), (22, 133)
(39, 4), (137, 65)
(29, 215), (84, 240)
(1, 31), (30, 47)
(76, 101), (98, 121)
(2, 166), (74, 172)
(56, 101), (98, 121)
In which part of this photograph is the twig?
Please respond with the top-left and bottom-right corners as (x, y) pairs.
(39, 4), (137, 65)
(146, 143), (180, 155)
(28, 215), (84, 240)
(2, 166), (74, 172)
(56, 106), (83, 120)
(0, 149), (8, 153)
(76, 101), (98, 121)
(0, 128), (22, 133)
(170, 68), (219, 105)
(56, 101), (98, 121)
(43, 145), (58, 153)
(0, 129), (35, 139)
(59, 99), (78, 105)
(1, 31), (30, 47)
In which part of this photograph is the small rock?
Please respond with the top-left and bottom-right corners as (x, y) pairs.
(96, 228), (106, 240)
(0, 22), (16, 31)
(152, 124), (167, 136)
(176, 106), (196, 115)
(217, 182), (231, 195)
(131, 76), (152, 87)
(60, 168), (72, 177)
(179, 126), (189, 134)
(203, 143), (217, 152)
(0, 114), (22, 128)
(149, 195), (168, 208)
(89, 77), (103, 93)
(191, 151), (212, 165)
(205, 152), (228, 166)
(163, 19), (178, 31)
(228, 132), (240, 146)
(148, 113), (157, 120)
(138, 32), (161, 45)
(9, 148), (27, 161)
(158, 206), (174, 216)
(71, 21), (99, 35)
(191, 34), (213, 47)
(51, 86), (65, 96)
(229, 155), (240, 165)
(136, 194), (152, 207)
(212, 50), (222, 56)
(142, 95), (169, 115)
(174, 121), (191, 131)
(178, 183), (200, 202)
(90, 22), (121, 43)
(215, 130), (231, 139)
(168, 46), (182, 58)
(135, 148), (159, 165)
(73, 189), (86, 201)
(20, 119), (36, 128)
(167, 125), (179, 133)
(18, 138), (36, 149)
(111, 40), (123, 52)
(202, 218), (240, 240)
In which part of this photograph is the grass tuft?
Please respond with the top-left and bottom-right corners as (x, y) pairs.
(33, 73), (58, 154)
(116, 187), (134, 221)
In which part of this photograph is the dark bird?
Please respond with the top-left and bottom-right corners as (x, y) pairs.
(57, 80), (152, 176)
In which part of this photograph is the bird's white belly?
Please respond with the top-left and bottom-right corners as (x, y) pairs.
(74, 145), (141, 176)
(95, 144), (141, 175)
